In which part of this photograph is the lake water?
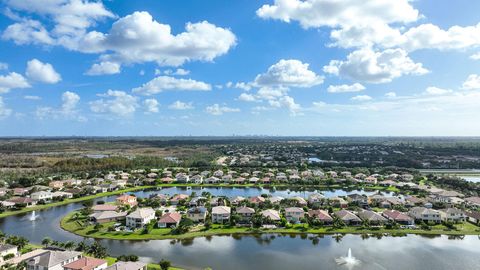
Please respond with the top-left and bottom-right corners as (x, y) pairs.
(0, 187), (478, 270)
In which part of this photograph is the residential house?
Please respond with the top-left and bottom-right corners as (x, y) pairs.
(334, 210), (361, 226)
(48, 181), (64, 189)
(211, 206), (231, 223)
(466, 211), (480, 225)
(236, 206), (255, 223)
(126, 208), (156, 229)
(116, 195), (137, 207)
(382, 210), (414, 225)
(261, 209), (281, 223)
(105, 262), (147, 270)
(158, 212), (182, 228)
(170, 194), (189, 205)
(26, 250), (82, 270)
(175, 173), (189, 183)
(285, 207), (305, 223)
(249, 196), (266, 205)
(291, 196), (307, 206)
(230, 196), (246, 205)
(13, 188), (29, 196)
(63, 257), (107, 270)
(187, 207), (207, 222)
(307, 210), (333, 224)
(204, 177), (220, 184)
(308, 193), (325, 204)
(7, 197), (36, 207)
(92, 204), (118, 212)
(89, 211), (127, 224)
(190, 175), (203, 184)
(269, 196), (284, 205)
(465, 196), (480, 207)
(31, 191), (53, 202)
(51, 191), (73, 199)
(0, 244), (18, 262)
(358, 210), (388, 225)
(439, 208), (466, 222)
(408, 207), (441, 223)
(346, 194), (368, 207)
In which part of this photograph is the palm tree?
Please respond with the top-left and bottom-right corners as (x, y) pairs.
(41, 237), (52, 248)
(64, 241), (75, 250)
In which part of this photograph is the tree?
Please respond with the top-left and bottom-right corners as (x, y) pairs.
(75, 241), (88, 252)
(64, 241), (75, 250)
(41, 237), (52, 248)
(88, 242), (108, 259)
(159, 259), (171, 270)
(6, 236), (29, 249)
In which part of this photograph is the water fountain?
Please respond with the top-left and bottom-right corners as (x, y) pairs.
(335, 248), (360, 268)
(29, 210), (38, 221)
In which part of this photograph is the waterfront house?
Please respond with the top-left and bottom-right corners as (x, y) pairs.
(0, 201), (15, 209)
(334, 210), (361, 226)
(92, 204), (118, 212)
(116, 195), (137, 207)
(329, 197), (348, 208)
(291, 196), (308, 206)
(31, 191), (53, 202)
(408, 207), (441, 223)
(213, 170), (224, 177)
(308, 193), (325, 204)
(230, 196), (246, 205)
(205, 177), (220, 184)
(439, 208), (466, 222)
(48, 181), (64, 189)
(170, 194), (189, 205)
(307, 210), (333, 224)
(160, 177), (174, 184)
(52, 191), (73, 199)
(285, 207), (305, 223)
(346, 194), (368, 207)
(261, 209), (281, 223)
(382, 210), (414, 225)
(63, 257), (107, 270)
(236, 206), (255, 223)
(465, 196), (480, 207)
(175, 173), (189, 183)
(249, 196), (266, 205)
(188, 197), (206, 207)
(13, 188), (29, 196)
(158, 212), (182, 228)
(89, 211), (127, 224)
(466, 211), (480, 225)
(105, 262), (147, 270)
(126, 208), (156, 229)
(269, 196), (284, 205)
(212, 206), (231, 223)
(0, 244), (18, 262)
(26, 250), (82, 270)
(190, 175), (203, 184)
(358, 210), (388, 225)
(187, 206), (207, 222)
(7, 197), (36, 207)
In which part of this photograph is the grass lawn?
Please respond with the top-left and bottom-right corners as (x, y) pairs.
(61, 211), (480, 241)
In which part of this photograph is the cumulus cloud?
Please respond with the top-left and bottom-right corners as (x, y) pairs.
(238, 93), (257, 102)
(0, 97), (12, 118)
(471, 53), (480, 60)
(256, 0), (419, 29)
(0, 72), (31, 93)
(351, 95), (373, 101)
(254, 59), (323, 88)
(205, 104), (240, 115)
(86, 61), (121, 76)
(385, 92), (397, 98)
(132, 76), (211, 95)
(25, 59), (61, 84)
(164, 68), (190, 76)
(2, 19), (55, 45)
(168, 101), (194, 110)
(90, 90), (138, 117)
(424, 86), (452, 96)
(327, 83), (365, 93)
(462, 74), (480, 90)
(24, 95), (41, 100)
(323, 48), (428, 83)
(144, 98), (159, 113)
(36, 91), (84, 121)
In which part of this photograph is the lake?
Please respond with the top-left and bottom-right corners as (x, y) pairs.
(0, 187), (478, 270)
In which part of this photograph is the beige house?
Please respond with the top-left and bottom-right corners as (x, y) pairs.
(211, 206), (231, 223)
(285, 207), (305, 223)
(126, 208), (156, 229)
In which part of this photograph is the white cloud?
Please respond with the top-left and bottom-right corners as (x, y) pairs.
(0, 63), (8, 70)
(327, 83), (365, 93)
(385, 92), (397, 98)
(26, 59), (61, 83)
(0, 96), (12, 118)
(90, 90), (138, 117)
(61, 91), (80, 113)
(323, 48), (428, 83)
(132, 76), (211, 95)
(424, 86), (452, 95)
(254, 59), (323, 88)
(36, 91), (84, 121)
(238, 93), (257, 102)
(471, 53), (480, 60)
(168, 101), (194, 110)
(205, 104), (240, 115)
(271, 95), (302, 115)
(86, 61), (121, 76)
(24, 95), (41, 100)
(173, 68), (189, 76)
(2, 19), (55, 45)
(0, 72), (31, 93)
(351, 95), (373, 101)
(462, 74), (480, 90)
(144, 98), (159, 113)
(256, 0), (419, 29)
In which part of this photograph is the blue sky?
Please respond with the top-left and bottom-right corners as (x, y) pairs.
(0, 0), (480, 136)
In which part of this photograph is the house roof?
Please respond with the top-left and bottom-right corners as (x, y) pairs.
(127, 208), (155, 219)
(285, 207), (304, 213)
(261, 209), (281, 220)
(358, 210), (387, 222)
(90, 211), (127, 221)
(236, 206), (255, 214)
(212, 206), (231, 214)
(105, 262), (147, 270)
(382, 210), (412, 222)
(307, 210), (333, 221)
(159, 212), (181, 223)
(63, 257), (106, 270)
(92, 204), (118, 211)
(334, 210), (361, 222)
(466, 211), (480, 220)
(27, 250), (82, 268)
(0, 244), (17, 253)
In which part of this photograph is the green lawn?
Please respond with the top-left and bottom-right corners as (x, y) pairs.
(61, 211), (480, 241)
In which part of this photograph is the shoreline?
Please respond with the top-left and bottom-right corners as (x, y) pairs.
(60, 211), (480, 241)
(0, 183), (398, 219)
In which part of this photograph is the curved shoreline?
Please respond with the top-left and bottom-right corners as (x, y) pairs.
(0, 183), (397, 219)
(60, 211), (480, 241)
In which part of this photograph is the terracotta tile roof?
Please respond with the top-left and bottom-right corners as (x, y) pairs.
(64, 257), (106, 270)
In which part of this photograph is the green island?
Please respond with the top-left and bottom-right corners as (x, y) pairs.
(61, 210), (480, 240)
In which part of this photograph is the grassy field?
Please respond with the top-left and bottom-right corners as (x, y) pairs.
(0, 183), (398, 219)
(61, 211), (480, 241)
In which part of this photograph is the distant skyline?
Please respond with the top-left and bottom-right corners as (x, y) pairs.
(1, 0), (480, 136)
